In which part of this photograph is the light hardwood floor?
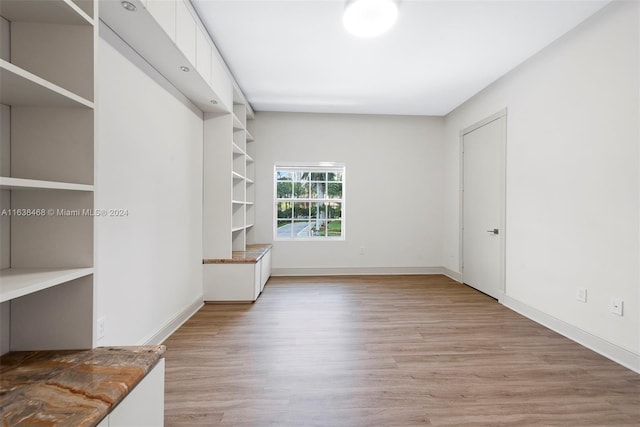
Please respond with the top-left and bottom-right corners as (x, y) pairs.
(164, 275), (640, 426)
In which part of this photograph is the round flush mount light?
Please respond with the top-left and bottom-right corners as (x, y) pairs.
(210, 99), (218, 105)
(343, 0), (398, 38)
(180, 66), (190, 72)
(121, 1), (136, 12)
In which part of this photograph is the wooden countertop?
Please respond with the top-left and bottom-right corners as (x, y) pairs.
(0, 345), (165, 426)
(203, 243), (272, 264)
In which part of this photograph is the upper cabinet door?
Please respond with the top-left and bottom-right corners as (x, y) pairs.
(196, 27), (212, 87)
(175, 0), (196, 66)
(211, 51), (232, 111)
(146, 0), (176, 42)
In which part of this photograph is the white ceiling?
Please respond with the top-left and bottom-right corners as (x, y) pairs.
(192, 0), (610, 116)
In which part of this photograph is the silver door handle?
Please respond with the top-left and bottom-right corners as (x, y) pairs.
(487, 229), (499, 235)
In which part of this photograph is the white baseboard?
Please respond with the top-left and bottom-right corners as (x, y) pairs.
(141, 296), (203, 346)
(441, 267), (462, 282)
(501, 295), (640, 374)
(271, 266), (445, 276)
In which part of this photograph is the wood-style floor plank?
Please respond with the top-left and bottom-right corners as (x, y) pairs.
(163, 275), (640, 426)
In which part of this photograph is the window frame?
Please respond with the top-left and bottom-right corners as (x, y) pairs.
(273, 163), (346, 241)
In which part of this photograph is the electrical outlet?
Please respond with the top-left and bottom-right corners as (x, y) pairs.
(576, 287), (587, 303)
(359, 246), (366, 255)
(97, 316), (106, 340)
(609, 298), (623, 316)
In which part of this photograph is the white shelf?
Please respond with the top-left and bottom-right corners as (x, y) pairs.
(231, 200), (245, 205)
(232, 172), (245, 181)
(246, 104), (255, 120)
(245, 154), (254, 163)
(0, 60), (94, 108)
(0, 177), (94, 192)
(246, 130), (254, 142)
(232, 143), (245, 155)
(0, 267), (93, 303)
(232, 114), (244, 131)
(231, 226), (245, 233)
(0, 0), (93, 26)
(245, 201), (255, 205)
(246, 178), (254, 184)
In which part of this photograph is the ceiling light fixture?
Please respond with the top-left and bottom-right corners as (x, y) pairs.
(180, 66), (190, 72)
(343, 0), (398, 38)
(121, 1), (136, 12)
(210, 100), (218, 105)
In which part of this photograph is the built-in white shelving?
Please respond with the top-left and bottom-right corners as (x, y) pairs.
(232, 114), (244, 131)
(0, 268), (94, 303)
(232, 143), (244, 155)
(0, 0), (96, 352)
(99, 0), (269, 301)
(0, 60), (94, 108)
(0, 177), (94, 192)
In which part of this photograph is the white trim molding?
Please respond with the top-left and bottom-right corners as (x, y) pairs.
(271, 266), (449, 277)
(501, 295), (640, 374)
(441, 267), (462, 283)
(141, 297), (203, 346)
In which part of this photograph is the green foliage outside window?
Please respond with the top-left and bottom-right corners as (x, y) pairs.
(275, 166), (344, 239)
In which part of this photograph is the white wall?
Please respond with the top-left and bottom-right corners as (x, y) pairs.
(253, 112), (444, 274)
(443, 2), (639, 363)
(96, 25), (203, 345)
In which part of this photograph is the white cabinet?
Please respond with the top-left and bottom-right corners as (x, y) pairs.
(203, 245), (272, 302)
(175, 0), (196, 67)
(96, 359), (165, 427)
(260, 249), (272, 292)
(196, 26), (212, 86)
(100, 0), (230, 113)
(211, 51), (233, 111)
(146, 0), (175, 42)
(0, 0), (96, 352)
(108, 359), (165, 426)
(204, 263), (261, 302)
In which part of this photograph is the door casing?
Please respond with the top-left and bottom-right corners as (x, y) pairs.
(459, 108), (507, 299)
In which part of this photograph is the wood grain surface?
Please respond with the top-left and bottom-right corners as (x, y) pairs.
(164, 275), (639, 426)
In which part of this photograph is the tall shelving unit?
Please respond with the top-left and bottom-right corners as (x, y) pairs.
(245, 108), (256, 244)
(202, 89), (271, 302)
(0, 0), (96, 351)
(203, 90), (256, 258)
(231, 101), (248, 251)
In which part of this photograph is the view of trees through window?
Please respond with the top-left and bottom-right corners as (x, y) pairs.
(275, 166), (344, 239)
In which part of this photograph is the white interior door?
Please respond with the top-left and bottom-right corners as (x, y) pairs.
(462, 113), (506, 299)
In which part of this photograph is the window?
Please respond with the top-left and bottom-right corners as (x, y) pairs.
(275, 164), (345, 240)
